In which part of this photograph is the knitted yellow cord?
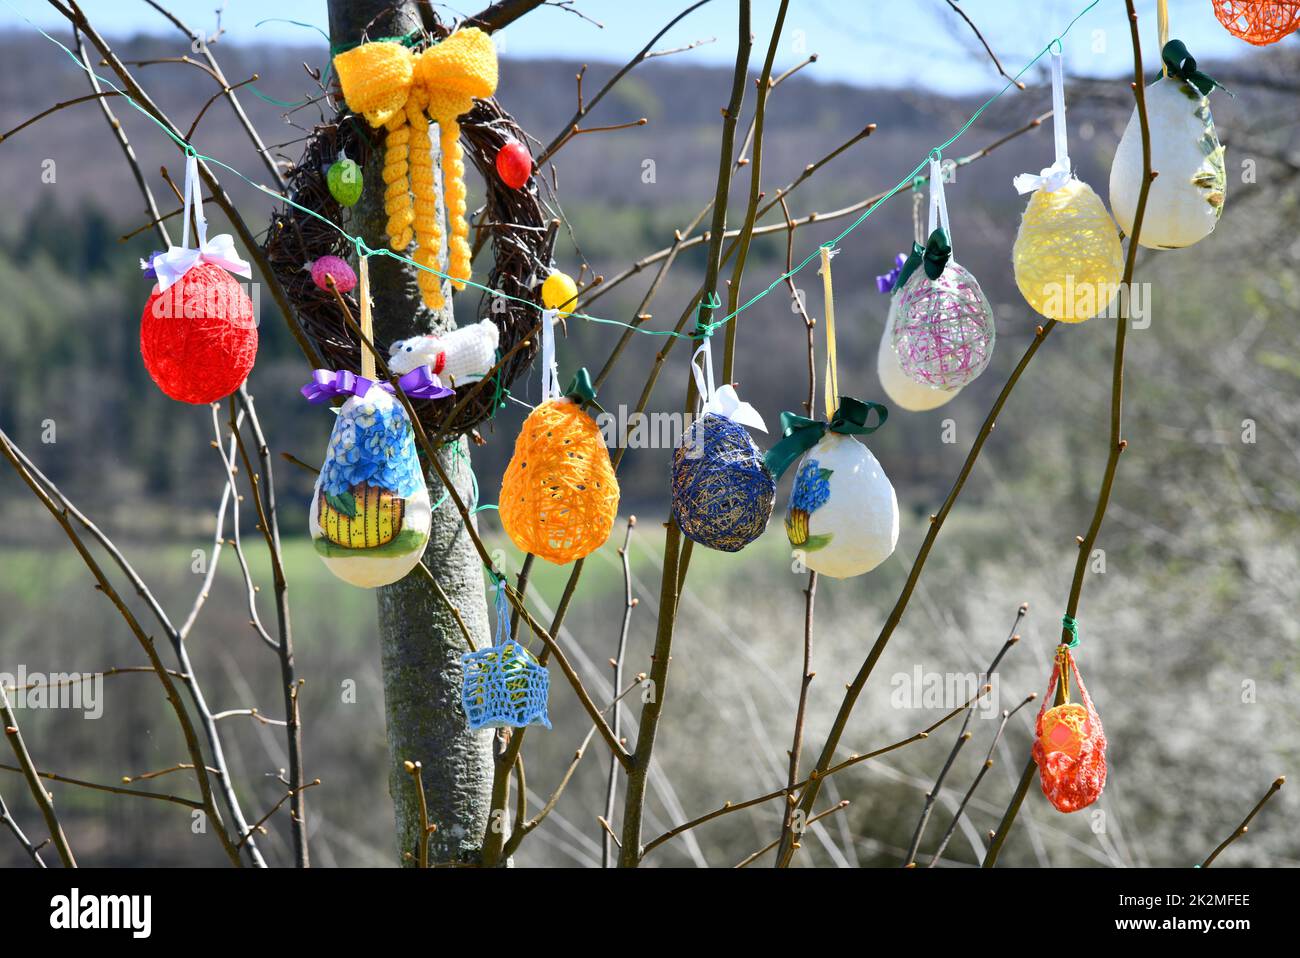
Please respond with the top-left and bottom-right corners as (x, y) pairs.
(499, 398), (620, 565)
(1012, 178), (1124, 324)
(334, 28), (498, 310)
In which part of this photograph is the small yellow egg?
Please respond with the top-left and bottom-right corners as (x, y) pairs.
(1012, 179), (1123, 324)
(541, 271), (579, 316)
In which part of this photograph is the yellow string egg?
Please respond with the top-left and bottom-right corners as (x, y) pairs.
(1012, 179), (1123, 323)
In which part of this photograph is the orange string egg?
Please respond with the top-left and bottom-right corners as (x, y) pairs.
(499, 397), (620, 564)
(1212, 0), (1300, 45)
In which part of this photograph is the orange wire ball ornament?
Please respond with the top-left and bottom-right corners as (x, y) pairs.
(1032, 645), (1107, 813)
(1212, 0), (1300, 45)
(499, 369), (620, 565)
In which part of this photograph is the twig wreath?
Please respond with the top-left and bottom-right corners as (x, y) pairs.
(264, 32), (555, 439)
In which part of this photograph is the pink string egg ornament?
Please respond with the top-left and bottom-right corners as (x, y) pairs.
(890, 156), (995, 391)
(310, 255), (357, 293)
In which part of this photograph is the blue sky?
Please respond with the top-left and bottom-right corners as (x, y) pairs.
(2, 1), (1254, 91)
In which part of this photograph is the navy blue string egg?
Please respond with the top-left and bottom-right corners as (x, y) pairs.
(671, 412), (775, 552)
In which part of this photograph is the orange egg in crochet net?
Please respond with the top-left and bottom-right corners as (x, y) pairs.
(1038, 703), (1088, 759)
(499, 398), (620, 564)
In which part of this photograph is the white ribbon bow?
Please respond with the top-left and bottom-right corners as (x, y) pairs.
(1012, 49), (1073, 196)
(150, 153), (252, 291)
(691, 339), (766, 433)
(1013, 155), (1073, 195)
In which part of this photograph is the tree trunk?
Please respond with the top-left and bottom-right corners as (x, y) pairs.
(327, 0), (493, 866)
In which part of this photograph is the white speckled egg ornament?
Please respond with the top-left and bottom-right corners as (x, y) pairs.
(1110, 41), (1226, 250)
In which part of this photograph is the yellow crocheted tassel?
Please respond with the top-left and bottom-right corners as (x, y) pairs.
(382, 112), (414, 252)
(333, 28), (498, 311)
(439, 116), (470, 289)
(405, 86), (446, 310)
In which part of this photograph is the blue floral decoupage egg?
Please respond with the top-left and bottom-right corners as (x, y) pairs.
(784, 432), (899, 579)
(309, 387), (431, 587)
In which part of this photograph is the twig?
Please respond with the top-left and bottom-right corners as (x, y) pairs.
(640, 691), (986, 861)
(536, 0), (715, 165)
(0, 686), (76, 867)
(1201, 777), (1286, 868)
(0, 790), (46, 867)
(0, 762), (204, 809)
(904, 605), (1026, 866)
(942, 0), (1026, 90)
(463, 0), (547, 32)
(0, 428), (243, 866)
(602, 517), (637, 867)
(140, 0), (288, 188)
(0, 91), (119, 143)
(4, 423), (264, 864)
(736, 801), (849, 868)
(233, 387), (309, 867)
(777, 150), (817, 862)
(928, 694), (1036, 866)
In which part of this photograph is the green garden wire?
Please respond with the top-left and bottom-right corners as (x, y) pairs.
(5, 0), (1100, 344)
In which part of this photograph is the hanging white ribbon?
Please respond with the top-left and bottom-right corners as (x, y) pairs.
(1013, 48), (1072, 195)
(540, 308), (561, 402)
(150, 153), (253, 291)
(928, 155), (951, 240)
(690, 338), (766, 432)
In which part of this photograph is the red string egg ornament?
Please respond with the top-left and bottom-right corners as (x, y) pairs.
(326, 155), (364, 207)
(1212, 0), (1300, 44)
(891, 157), (995, 391)
(1032, 647), (1107, 813)
(141, 263), (257, 405)
(141, 154), (257, 404)
(495, 139), (533, 190)
(310, 255), (357, 293)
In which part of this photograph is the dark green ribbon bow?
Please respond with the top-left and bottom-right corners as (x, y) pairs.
(763, 396), (889, 481)
(890, 228), (951, 292)
(563, 367), (604, 415)
(1161, 40), (1225, 98)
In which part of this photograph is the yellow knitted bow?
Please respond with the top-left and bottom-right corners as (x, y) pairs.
(334, 28), (498, 310)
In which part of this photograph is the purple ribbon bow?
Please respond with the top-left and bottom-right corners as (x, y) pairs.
(300, 367), (454, 405)
(875, 252), (908, 294)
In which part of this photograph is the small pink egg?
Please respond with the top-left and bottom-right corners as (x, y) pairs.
(311, 255), (357, 293)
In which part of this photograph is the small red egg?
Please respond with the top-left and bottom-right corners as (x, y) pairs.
(495, 140), (533, 190)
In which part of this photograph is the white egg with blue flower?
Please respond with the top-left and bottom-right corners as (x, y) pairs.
(785, 432), (899, 579)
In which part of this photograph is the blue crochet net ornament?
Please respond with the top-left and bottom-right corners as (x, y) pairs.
(461, 587), (552, 731)
(671, 412), (775, 553)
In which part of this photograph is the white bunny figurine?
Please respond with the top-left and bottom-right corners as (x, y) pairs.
(388, 319), (500, 385)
